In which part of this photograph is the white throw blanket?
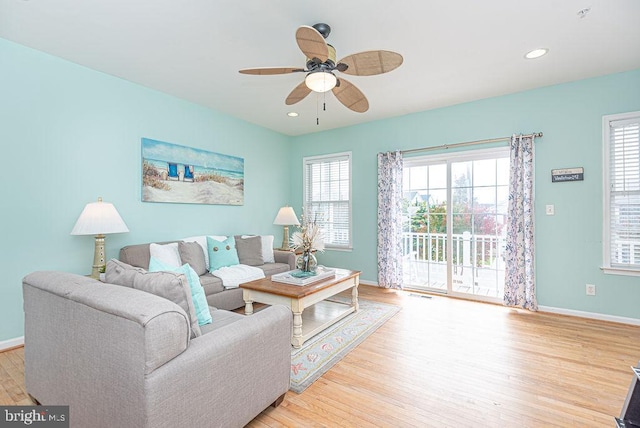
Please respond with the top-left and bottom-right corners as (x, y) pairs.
(211, 264), (265, 289)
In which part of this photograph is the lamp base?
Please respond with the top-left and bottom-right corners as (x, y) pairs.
(279, 225), (290, 251)
(91, 234), (106, 280)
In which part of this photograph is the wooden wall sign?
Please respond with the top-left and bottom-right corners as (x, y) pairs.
(551, 167), (584, 183)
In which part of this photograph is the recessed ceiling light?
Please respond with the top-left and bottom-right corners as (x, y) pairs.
(524, 48), (549, 60)
(287, 112), (298, 117)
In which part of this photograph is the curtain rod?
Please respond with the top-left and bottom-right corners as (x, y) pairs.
(401, 132), (543, 155)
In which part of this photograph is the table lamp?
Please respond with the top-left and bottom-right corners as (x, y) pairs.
(71, 197), (129, 279)
(273, 206), (300, 250)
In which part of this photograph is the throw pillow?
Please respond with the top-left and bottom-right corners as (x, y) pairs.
(105, 259), (146, 288)
(149, 257), (212, 327)
(235, 235), (264, 266)
(182, 235), (227, 270)
(149, 242), (181, 268)
(207, 236), (239, 271)
(241, 234), (275, 264)
(261, 235), (276, 263)
(178, 241), (207, 276)
(132, 269), (202, 338)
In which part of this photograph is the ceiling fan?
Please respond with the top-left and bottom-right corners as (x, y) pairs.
(239, 23), (403, 113)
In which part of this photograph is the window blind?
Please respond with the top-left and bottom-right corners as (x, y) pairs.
(303, 153), (351, 248)
(608, 116), (640, 268)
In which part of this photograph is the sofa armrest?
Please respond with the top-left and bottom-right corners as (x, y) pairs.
(274, 249), (296, 270)
(145, 305), (292, 428)
(23, 271), (192, 427)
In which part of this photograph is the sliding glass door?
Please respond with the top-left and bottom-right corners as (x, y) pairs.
(402, 147), (509, 302)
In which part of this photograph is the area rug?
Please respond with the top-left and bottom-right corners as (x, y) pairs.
(290, 298), (401, 393)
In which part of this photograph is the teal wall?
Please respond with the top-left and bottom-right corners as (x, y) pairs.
(2, 35), (638, 342)
(290, 69), (640, 320)
(0, 38), (292, 341)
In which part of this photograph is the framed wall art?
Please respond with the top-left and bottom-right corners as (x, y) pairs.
(141, 138), (244, 205)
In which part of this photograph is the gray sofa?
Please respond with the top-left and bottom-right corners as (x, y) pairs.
(23, 271), (292, 428)
(119, 240), (295, 311)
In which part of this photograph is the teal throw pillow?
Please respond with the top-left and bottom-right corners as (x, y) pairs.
(149, 257), (212, 326)
(207, 236), (240, 271)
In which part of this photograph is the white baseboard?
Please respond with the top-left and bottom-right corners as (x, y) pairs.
(359, 280), (640, 326)
(538, 306), (640, 326)
(0, 336), (24, 352)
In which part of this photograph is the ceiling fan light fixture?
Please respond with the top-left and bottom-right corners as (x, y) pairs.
(305, 71), (337, 93)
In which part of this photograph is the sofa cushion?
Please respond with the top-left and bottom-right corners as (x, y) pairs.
(235, 235), (263, 266)
(199, 308), (244, 335)
(178, 241), (207, 276)
(207, 236), (239, 271)
(133, 270), (202, 338)
(105, 259), (146, 288)
(149, 242), (181, 268)
(199, 273), (224, 296)
(149, 257), (212, 327)
(259, 262), (293, 277)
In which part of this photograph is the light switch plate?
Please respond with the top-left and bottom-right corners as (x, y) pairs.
(545, 205), (555, 215)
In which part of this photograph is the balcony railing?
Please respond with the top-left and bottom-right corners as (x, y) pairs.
(402, 231), (506, 297)
(402, 231), (505, 267)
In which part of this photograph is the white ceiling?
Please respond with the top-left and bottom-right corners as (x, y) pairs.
(1, 0), (639, 136)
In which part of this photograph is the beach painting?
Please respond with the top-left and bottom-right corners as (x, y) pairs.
(141, 138), (244, 205)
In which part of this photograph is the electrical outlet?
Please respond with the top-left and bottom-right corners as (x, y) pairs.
(546, 205), (555, 215)
(586, 283), (596, 296)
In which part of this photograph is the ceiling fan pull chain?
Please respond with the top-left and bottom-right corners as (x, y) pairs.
(316, 92), (320, 125)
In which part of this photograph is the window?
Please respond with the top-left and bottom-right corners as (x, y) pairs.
(303, 152), (352, 249)
(603, 111), (640, 274)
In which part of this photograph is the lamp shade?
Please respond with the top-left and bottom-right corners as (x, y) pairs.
(70, 198), (129, 236)
(273, 206), (300, 226)
(305, 71), (337, 93)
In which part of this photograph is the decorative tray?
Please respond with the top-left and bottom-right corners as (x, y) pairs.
(271, 267), (336, 286)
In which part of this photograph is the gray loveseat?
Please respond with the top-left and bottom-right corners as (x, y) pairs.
(119, 239), (295, 311)
(23, 271), (292, 428)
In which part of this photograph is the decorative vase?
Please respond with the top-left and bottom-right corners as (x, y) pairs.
(296, 250), (318, 273)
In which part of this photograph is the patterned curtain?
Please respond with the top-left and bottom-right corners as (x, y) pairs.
(504, 135), (537, 310)
(377, 151), (404, 289)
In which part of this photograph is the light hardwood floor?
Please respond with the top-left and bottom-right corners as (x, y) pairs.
(2, 285), (639, 427)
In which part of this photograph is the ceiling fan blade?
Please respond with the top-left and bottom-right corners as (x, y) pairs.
(332, 78), (369, 113)
(296, 25), (328, 63)
(338, 50), (403, 76)
(285, 81), (312, 105)
(239, 67), (304, 75)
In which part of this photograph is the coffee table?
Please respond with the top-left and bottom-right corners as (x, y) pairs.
(240, 268), (360, 348)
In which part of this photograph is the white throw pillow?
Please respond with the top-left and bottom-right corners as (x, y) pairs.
(149, 243), (182, 268)
(182, 235), (226, 270)
(261, 235), (275, 263)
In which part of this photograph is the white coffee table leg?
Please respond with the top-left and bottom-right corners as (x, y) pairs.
(242, 290), (254, 315)
(244, 300), (254, 315)
(352, 284), (359, 312)
(292, 310), (303, 348)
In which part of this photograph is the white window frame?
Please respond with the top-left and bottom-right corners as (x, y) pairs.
(403, 146), (510, 303)
(303, 151), (352, 250)
(602, 111), (640, 276)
